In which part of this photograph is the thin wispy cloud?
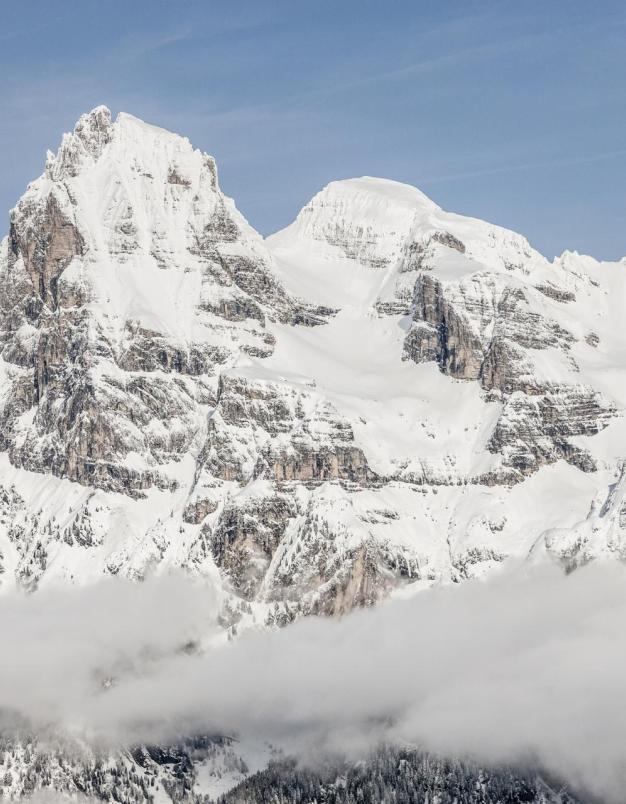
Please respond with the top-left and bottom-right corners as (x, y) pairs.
(301, 4), (626, 108)
(416, 147), (626, 186)
(115, 30), (194, 61)
(308, 31), (552, 102)
(0, 13), (67, 43)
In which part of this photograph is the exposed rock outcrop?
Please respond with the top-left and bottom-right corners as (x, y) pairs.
(403, 272), (614, 479)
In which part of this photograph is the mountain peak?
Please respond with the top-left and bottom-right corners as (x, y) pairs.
(2, 105), (301, 499)
(319, 176), (441, 210)
(40, 107), (206, 189)
(114, 110), (194, 150)
(81, 103), (112, 123)
(42, 105), (114, 181)
(270, 175), (441, 266)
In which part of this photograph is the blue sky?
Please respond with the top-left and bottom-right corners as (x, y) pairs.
(1, 0), (625, 259)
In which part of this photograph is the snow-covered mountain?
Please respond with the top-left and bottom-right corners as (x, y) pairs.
(0, 106), (625, 615)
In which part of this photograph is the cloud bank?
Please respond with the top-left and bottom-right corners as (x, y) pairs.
(2, 563), (626, 801)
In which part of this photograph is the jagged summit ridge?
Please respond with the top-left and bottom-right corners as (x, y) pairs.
(42, 105), (207, 184)
(0, 106), (623, 612)
(42, 105), (114, 180)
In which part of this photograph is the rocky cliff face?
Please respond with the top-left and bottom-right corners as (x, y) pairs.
(0, 111), (625, 614)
